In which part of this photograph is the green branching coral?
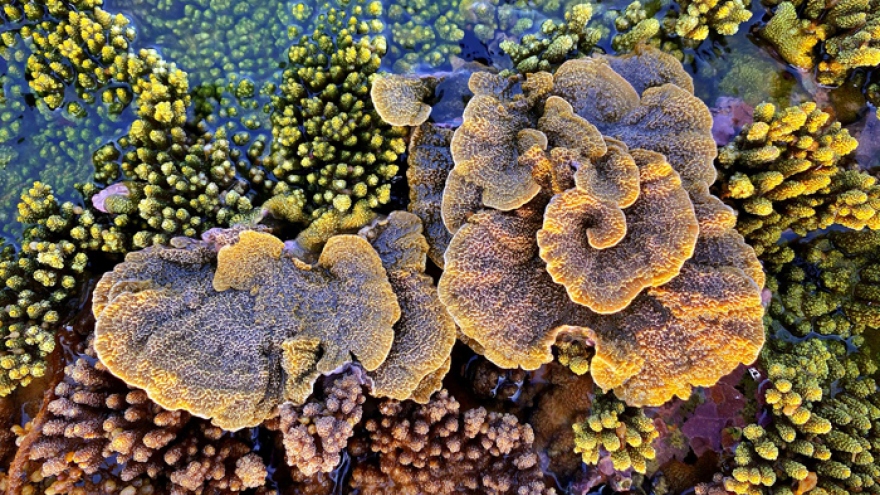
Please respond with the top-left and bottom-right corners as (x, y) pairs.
(500, 3), (603, 74)
(715, 101), (878, 264)
(723, 229), (880, 494)
(573, 391), (658, 474)
(608, 1), (661, 53)
(672, 0), (752, 41)
(263, 6), (406, 248)
(0, 183), (90, 395)
(724, 336), (879, 494)
(759, 0), (880, 86)
(1, 0), (138, 111)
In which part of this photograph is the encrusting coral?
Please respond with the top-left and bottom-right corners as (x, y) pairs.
(349, 389), (556, 494)
(758, 0), (880, 86)
(406, 123), (456, 268)
(6, 341), (268, 495)
(438, 46), (765, 407)
(91, 226), (397, 430)
(714, 101), (879, 264)
(92, 214), (453, 430)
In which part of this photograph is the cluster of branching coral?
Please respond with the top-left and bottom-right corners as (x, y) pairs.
(721, 229), (880, 494)
(573, 391), (658, 474)
(350, 389), (556, 494)
(759, 0), (880, 86)
(6, 342), (268, 495)
(261, 4), (407, 250)
(714, 101), (879, 265)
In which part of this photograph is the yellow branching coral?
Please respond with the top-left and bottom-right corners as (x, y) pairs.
(371, 74), (435, 127)
(438, 47), (764, 406)
(715, 101), (877, 264)
(674, 0), (752, 40)
(93, 227), (400, 430)
(573, 391), (658, 474)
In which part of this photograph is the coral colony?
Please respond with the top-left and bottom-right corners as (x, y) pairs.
(0, 0), (880, 493)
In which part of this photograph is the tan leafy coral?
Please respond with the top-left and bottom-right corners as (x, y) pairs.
(93, 228), (400, 430)
(538, 148), (699, 314)
(439, 47), (764, 405)
(371, 74), (435, 126)
(407, 123), (455, 267)
(359, 211), (456, 401)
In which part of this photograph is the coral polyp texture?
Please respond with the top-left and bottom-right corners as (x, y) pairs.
(715, 101), (879, 264)
(759, 0), (880, 86)
(350, 389), (556, 494)
(370, 73), (435, 126)
(91, 216), (453, 430)
(438, 47), (765, 406)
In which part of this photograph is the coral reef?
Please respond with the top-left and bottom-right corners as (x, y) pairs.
(573, 391), (658, 474)
(438, 47), (764, 406)
(714, 101), (878, 264)
(350, 389), (556, 494)
(92, 227), (399, 429)
(6, 342), (267, 494)
(759, 0), (880, 86)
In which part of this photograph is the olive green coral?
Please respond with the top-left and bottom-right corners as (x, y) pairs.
(673, 0), (752, 41)
(263, 7), (406, 246)
(715, 101), (878, 264)
(723, 229), (880, 494)
(499, 3), (603, 74)
(573, 391), (659, 474)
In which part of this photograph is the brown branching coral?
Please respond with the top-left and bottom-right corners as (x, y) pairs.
(6, 343), (267, 495)
(349, 389), (555, 494)
(265, 370), (366, 477)
(438, 47), (764, 406)
(92, 227), (400, 430)
(371, 74), (435, 127)
(407, 123), (455, 268)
